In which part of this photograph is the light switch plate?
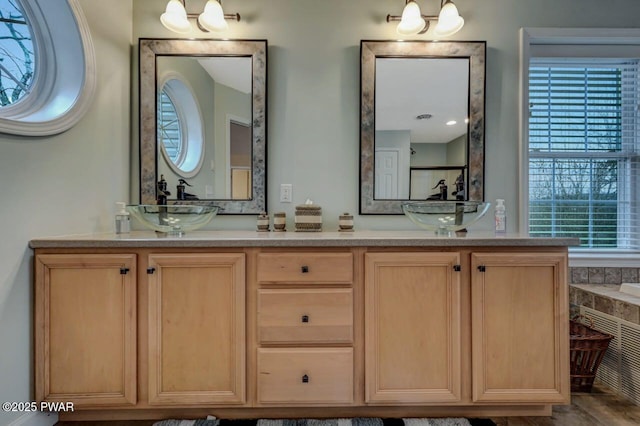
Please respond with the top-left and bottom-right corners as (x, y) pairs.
(280, 184), (292, 203)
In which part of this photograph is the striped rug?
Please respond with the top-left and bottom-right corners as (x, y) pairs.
(153, 418), (497, 426)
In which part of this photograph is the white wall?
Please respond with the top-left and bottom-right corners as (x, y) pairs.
(0, 1), (132, 424)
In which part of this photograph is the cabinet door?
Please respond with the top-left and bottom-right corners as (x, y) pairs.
(471, 252), (569, 403)
(147, 253), (245, 405)
(35, 254), (137, 406)
(365, 252), (462, 404)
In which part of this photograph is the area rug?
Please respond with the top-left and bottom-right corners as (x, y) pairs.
(153, 418), (497, 426)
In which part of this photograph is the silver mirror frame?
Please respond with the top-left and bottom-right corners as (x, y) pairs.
(359, 40), (486, 214)
(139, 38), (267, 214)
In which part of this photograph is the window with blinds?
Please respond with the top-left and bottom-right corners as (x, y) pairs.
(528, 60), (640, 249)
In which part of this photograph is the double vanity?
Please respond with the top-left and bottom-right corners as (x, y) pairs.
(31, 231), (577, 421)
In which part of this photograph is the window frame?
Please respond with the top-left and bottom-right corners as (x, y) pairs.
(157, 73), (205, 179)
(519, 28), (640, 265)
(0, 0), (96, 136)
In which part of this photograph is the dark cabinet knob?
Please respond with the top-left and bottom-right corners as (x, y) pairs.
(302, 374), (309, 383)
(301, 315), (309, 323)
(301, 265), (309, 273)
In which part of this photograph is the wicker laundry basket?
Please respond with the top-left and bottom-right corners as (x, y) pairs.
(570, 315), (614, 393)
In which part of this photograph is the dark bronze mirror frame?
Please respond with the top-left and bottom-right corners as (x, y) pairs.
(359, 40), (486, 214)
(139, 38), (267, 214)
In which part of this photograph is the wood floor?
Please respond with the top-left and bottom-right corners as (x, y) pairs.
(55, 385), (640, 426)
(491, 384), (640, 426)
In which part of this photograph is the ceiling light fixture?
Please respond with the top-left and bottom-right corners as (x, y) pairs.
(446, 120), (457, 126)
(387, 0), (464, 37)
(160, 0), (240, 34)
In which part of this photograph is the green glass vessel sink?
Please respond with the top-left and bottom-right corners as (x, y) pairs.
(126, 204), (218, 236)
(402, 201), (491, 235)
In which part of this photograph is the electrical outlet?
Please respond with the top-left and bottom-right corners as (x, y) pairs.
(280, 184), (292, 203)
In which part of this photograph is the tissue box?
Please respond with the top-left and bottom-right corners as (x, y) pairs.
(295, 204), (322, 232)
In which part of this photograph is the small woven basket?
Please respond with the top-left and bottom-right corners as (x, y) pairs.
(569, 315), (614, 393)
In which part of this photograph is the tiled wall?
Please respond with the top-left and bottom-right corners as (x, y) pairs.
(570, 267), (639, 285)
(569, 266), (640, 325)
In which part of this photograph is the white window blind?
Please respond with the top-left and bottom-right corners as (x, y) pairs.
(158, 89), (182, 163)
(528, 59), (640, 249)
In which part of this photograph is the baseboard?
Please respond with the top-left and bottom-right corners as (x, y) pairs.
(6, 411), (58, 426)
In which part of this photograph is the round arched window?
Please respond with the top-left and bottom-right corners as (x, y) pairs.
(0, 0), (96, 136)
(0, 0), (35, 107)
(157, 77), (205, 178)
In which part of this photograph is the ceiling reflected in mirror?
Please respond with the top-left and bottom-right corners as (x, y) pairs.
(376, 58), (469, 144)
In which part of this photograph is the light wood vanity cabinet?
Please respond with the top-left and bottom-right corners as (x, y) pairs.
(32, 238), (572, 420)
(34, 254), (137, 407)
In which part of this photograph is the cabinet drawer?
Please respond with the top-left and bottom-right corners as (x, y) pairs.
(257, 253), (353, 284)
(258, 289), (353, 344)
(257, 348), (353, 404)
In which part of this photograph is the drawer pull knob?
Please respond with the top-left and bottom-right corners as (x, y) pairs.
(301, 315), (309, 323)
(302, 374), (309, 383)
(301, 265), (309, 273)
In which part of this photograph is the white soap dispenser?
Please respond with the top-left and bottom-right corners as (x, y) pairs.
(115, 202), (130, 234)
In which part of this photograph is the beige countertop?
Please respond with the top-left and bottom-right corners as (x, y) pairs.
(29, 230), (580, 249)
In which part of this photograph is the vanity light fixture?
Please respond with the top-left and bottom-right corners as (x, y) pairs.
(160, 0), (240, 34)
(387, 0), (464, 37)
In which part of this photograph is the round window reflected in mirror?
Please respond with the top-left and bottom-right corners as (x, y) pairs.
(157, 77), (204, 178)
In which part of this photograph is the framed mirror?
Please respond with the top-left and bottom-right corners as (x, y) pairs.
(360, 40), (486, 214)
(139, 38), (267, 214)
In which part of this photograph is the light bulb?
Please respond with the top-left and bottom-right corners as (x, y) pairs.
(198, 0), (229, 32)
(434, 0), (464, 37)
(396, 1), (426, 36)
(160, 0), (191, 34)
